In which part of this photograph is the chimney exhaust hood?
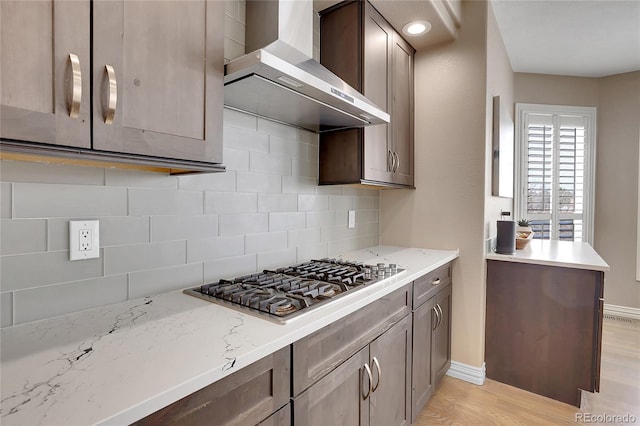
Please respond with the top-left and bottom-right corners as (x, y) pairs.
(224, 0), (390, 133)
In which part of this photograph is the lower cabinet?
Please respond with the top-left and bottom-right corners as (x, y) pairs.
(293, 315), (412, 426)
(132, 346), (290, 426)
(410, 263), (453, 422)
(486, 260), (604, 407)
(133, 265), (455, 426)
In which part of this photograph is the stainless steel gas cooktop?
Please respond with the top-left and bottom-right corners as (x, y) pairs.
(184, 258), (404, 324)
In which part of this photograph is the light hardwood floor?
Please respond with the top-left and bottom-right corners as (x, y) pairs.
(415, 317), (640, 425)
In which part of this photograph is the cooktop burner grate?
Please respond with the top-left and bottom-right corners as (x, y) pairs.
(184, 258), (403, 323)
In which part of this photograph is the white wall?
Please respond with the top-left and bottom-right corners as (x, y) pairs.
(380, 0), (489, 368)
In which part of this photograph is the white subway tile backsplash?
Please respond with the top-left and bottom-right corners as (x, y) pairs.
(306, 211), (335, 228)
(328, 236), (375, 256)
(223, 147), (250, 171)
(292, 159), (318, 178)
(48, 216), (151, 251)
(129, 188), (203, 216)
(1, 292), (13, 327)
(224, 107), (256, 130)
(104, 241), (186, 275)
(245, 231), (287, 254)
(329, 195), (354, 211)
(269, 212), (305, 232)
(316, 185), (344, 196)
(205, 192), (257, 214)
(105, 169), (178, 189)
(13, 275), (127, 324)
(238, 0), (246, 24)
(178, 171), (236, 192)
(288, 228), (321, 247)
(0, 160), (104, 185)
(270, 135), (307, 158)
(354, 196), (375, 210)
(356, 209), (379, 224)
(257, 247), (297, 270)
(13, 183), (127, 218)
(249, 152), (292, 176)
(224, 37), (245, 62)
(129, 264), (203, 299)
(151, 215), (218, 242)
(296, 243), (328, 263)
(187, 236), (244, 263)
(219, 213), (268, 236)
(0, 105), (379, 327)
(1, 219), (47, 255)
(224, 125), (268, 153)
(224, 15), (245, 44)
(204, 254), (257, 282)
(1, 183), (11, 219)
(321, 225), (358, 242)
(236, 172), (281, 194)
(1, 251), (103, 291)
(283, 176), (316, 195)
(258, 193), (298, 213)
(298, 194), (328, 211)
(224, 0), (238, 19)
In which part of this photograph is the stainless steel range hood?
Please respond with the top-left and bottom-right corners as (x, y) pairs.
(224, 0), (390, 133)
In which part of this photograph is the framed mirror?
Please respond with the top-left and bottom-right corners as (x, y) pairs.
(492, 96), (514, 198)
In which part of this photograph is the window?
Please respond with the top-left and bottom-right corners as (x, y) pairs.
(515, 104), (597, 243)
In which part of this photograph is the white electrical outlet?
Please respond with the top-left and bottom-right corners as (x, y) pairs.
(70, 220), (100, 261)
(348, 210), (356, 229)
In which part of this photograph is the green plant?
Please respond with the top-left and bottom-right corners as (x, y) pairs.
(518, 219), (530, 227)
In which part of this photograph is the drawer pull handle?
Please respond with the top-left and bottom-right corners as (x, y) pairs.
(372, 356), (381, 392)
(362, 363), (373, 399)
(432, 306), (440, 330)
(432, 277), (441, 286)
(68, 54), (82, 118)
(104, 64), (117, 124)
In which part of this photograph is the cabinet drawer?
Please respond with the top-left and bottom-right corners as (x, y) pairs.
(133, 346), (290, 426)
(292, 283), (412, 396)
(413, 262), (452, 309)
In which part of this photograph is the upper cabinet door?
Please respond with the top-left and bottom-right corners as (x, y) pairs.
(390, 34), (414, 186)
(1, 0), (91, 148)
(92, 0), (223, 163)
(362, 2), (392, 184)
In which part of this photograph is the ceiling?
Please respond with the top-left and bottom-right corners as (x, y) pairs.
(313, 0), (640, 78)
(491, 0), (640, 78)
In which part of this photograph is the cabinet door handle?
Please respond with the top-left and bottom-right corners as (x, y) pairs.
(387, 150), (394, 172)
(432, 306), (440, 330)
(393, 151), (399, 172)
(431, 277), (441, 286)
(436, 304), (444, 328)
(362, 363), (373, 399)
(68, 54), (82, 119)
(104, 64), (118, 124)
(372, 356), (381, 392)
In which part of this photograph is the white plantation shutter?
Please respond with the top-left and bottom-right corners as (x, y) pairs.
(516, 104), (596, 243)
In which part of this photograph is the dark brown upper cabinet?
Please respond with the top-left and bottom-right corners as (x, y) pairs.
(0, 0), (91, 148)
(319, 1), (415, 188)
(0, 0), (224, 174)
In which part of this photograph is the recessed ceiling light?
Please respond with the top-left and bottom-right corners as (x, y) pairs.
(402, 20), (432, 36)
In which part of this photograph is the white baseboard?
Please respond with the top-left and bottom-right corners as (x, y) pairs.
(446, 360), (486, 385)
(604, 304), (640, 321)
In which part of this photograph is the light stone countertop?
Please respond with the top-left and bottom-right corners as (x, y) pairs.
(486, 239), (609, 271)
(0, 246), (458, 426)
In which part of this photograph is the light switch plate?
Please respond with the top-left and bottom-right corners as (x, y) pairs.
(70, 220), (100, 261)
(348, 210), (356, 229)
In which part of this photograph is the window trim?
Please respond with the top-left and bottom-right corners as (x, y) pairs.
(515, 103), (597, 243)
